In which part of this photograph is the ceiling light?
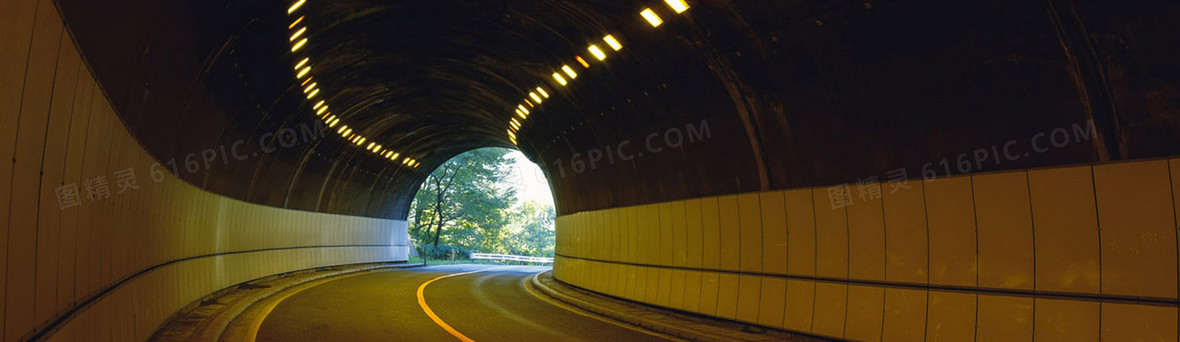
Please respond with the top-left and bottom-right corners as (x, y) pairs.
(296, 65), (311, 78)
(316, 106), (327, 115)
(516, 108), (526, 119)
(575, 56), (590, 69)
(562, 65), (578, 79)
(301, 76), (313, 86)
(603, 35), (623, 51)
(313, 100), (325, 110)
(664, 0), (690, 13)
(536, 87), (549, 98)
(292, 38), (308, 52)
(303, 82), (316, 93)
(641, 9), (663, 27)
(288, 0), (305, 14)
(552, 73), (567, 86)
(294, 57), (309, 70)
(289, 16), (304, 29)
(529, 92), (542, 104)
(307, 88), (320, 99)
(588, 45), (607, 61)
(290, 27), (307, 42)
(518, 105), (529, 115)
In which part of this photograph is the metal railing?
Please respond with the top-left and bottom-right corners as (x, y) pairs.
(470, 253), (554, 264)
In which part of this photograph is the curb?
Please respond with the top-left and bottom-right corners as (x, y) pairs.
(529, 271), (796, 342)
(152, 262), (425, 341)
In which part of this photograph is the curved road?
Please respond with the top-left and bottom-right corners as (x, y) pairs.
(255, 265), (672, 342)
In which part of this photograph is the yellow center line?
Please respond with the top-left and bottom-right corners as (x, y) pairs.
(417, 266), (511, 342)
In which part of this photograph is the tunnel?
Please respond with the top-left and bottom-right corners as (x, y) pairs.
(2, 0), (1179, 340)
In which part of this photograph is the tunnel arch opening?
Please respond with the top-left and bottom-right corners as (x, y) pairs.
(406, 147), (557, 261)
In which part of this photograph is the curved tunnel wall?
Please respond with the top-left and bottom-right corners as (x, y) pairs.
(0, 1), (408, 340)
(556, 159), (1180, 340)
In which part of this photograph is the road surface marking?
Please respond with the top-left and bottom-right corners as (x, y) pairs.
(522, 271), (683, 341)
(417, 266), (510, 342)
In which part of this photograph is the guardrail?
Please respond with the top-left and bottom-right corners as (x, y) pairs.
(470, 253), (554, 264)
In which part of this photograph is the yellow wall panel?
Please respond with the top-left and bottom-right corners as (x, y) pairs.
(1093, 160), (1177, 299)
(1100, 302), (1176, 341)
(700, 197), (721, 270)
(785, 189), (816, 276)
(882, 181), (929, 284)
(718, 195), (742, 271)
(669, 270), (686, 309)
(738, 193), (764, 272)
(1034, 298), (1098, 341)
(659, 202), (675, 266)
(715, 273), (741, 319)
(813, 188), (849, 279)
(973, 172), (1035, 290)
(685, 199), (704, 268)
(698, 272), (720, 316)
(847, 188), (887, 281)
(976, 294), (1032, 342)
(924, 291), (975, 341)
(845, 285), (885, 341)
(881, 288), (927, 341)
(757, 277), (786, 328)
(811, 282), (847, 339)
(925, 176), (978, 287)
(760, 191), (788, 275)
(683, 270), (702, 312)
(735, 275), (762, 323)
(1028, 166), (1100, 294)
(671, 201), (688, 267)
(783, 279), (815, 332)
(656, 268), (673, 307)
(645, 268), (661, 304)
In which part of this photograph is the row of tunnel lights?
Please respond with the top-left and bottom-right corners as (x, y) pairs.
(286, 0), (421, 168)
(506, 0), (691, 146)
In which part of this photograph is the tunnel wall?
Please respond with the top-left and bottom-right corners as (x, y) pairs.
(0, 1), (409, 341)
(555, 159), (1179, 340)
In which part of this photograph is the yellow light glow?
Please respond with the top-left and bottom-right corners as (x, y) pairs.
(289, 16), (304, 29)
(536, 87), (549, 98)
(588, 45), (607, 61)
(604, 35), (623, 51)
(575, 56), (590, 68)
(516, 108), (526, 119)
(358, 137), (366, 145)
(290, 27), (307, 42)
(529, 92), (542, 104)
(524, 98), (534, 107)
(288, 0), (305, 14)
(664, 0), (690, 13)
(562, 65), (578, 79)
(303, 82), (317, 93)
(296, 65), (311, 78)
(313, 100), (325, 110)
(337, 125), (348, 134)
(301, 76), (313, 86)
(292, 38), (307, 52)
(294, 57), (309, 70)
(552, 73), (567, 86)
(641, 9), (663, 27)
(328, 118), (338, 128)
(392, 153), (400, 160)
(518, 105), (529, 115)
(307, 88), (320, 99)
(316, 106), (327, 115)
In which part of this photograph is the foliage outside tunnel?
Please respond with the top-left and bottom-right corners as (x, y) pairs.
(408, 148), (556, 260)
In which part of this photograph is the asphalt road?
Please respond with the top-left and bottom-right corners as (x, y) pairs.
(255, 264), (671, 342)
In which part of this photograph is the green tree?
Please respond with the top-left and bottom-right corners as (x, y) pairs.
(503, 201), (556, 257)
(409, 148), (515, 251)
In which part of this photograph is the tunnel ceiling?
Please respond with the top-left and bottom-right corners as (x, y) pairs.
(56, 0), (1180, 218)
